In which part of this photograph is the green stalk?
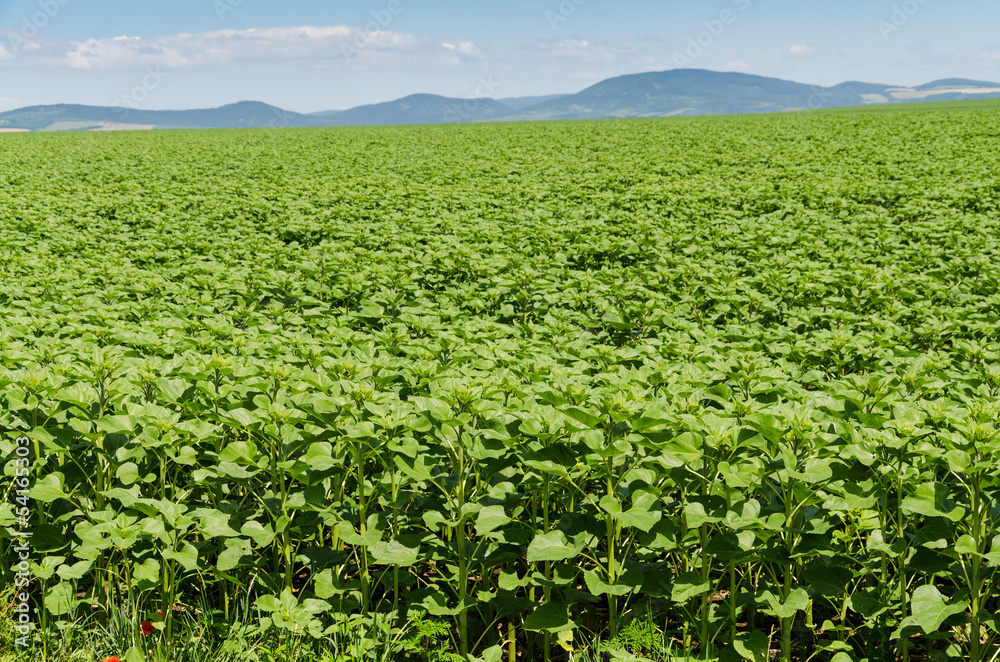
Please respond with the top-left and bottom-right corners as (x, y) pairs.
(163, 551), (176, 638)
(897, 446), (909, 662)
(700, 445), (711, 654)
(357, 439), (370, 614)
(456, 429), (469, 658)
(970, 469), (983, 662)
(543, 472), (552, 662)
(726, 487), (738, 644)
(879, 480), (890, 659)
(605, 457), (619, 638)
(391, 465), (402, 622)
(700, 523), (710, 655)
(781, 478), (794, 662)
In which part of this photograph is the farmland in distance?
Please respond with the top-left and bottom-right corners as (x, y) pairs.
(1, 107), (999, 661)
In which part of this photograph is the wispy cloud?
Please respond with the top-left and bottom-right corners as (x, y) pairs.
(725, 59), (752, 73)
(788, 44), (813, 57)
(0, 25), (484, 71)
(441, 40), (485, 58)
(525, 38), (647, 65)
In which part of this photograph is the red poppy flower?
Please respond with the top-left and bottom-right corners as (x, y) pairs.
(141, 620), (156, 635)
(103, 657), (120, 662)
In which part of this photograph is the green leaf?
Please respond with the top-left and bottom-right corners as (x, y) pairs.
(614, 492), (662, 532)
(101, 487), (142, 507)
(335, 521), (381, 547)
(901, 585), (968, 635)
(527, 531), (578, 562)
(198, 511), (241, 538)
(787, 458), (833, 484)
(561, 406), (603, 428)
(671, 572), (710, 603)
(802, 565), (853, 597)
(221, 407), (259, 428)
(133, 558), (160, 583)
(255, 593), (282, 612)
(901, 482), (963, 521)
(499, 570), (531, 591)
(56, 560), (92, 581)
(732, 630), (770, 661)
(370, 539), (419, 566)
(116, 462), (141, 486)
(155, 378), (188, 403)
(476, 505), (511, 536)
(28, 473), (69, 503)
(303, 442), (338, 470)
(760, 588), (809, 619)
(522, 602), (576, 633)
(32, 555), (65, 580)
(683, 501), (722, 529)
(848, 589), (888, 619)
(480, 644), (504, 662)
(44, 582), (78, 616)
(96, 414), (138, 435)
(422, 592), (475, 616)
(241, 521), (276, 547)
(163, 542), (200, 572)
(583, 569), (640, 596)
(954, 534), (978, 556)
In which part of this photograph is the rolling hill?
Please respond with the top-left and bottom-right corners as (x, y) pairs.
(497, 69), (1000, 121)
(2, 69), (999, 132)
(317, 94), (512, 126)
(0, 101), (329, 132)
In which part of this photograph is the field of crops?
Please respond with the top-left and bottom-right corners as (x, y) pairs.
(1, 107), (999, 662)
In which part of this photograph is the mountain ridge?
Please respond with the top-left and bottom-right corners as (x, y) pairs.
(2, 69), (999, 132)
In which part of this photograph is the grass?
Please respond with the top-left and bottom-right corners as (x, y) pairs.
(812, 96), (1000, 114)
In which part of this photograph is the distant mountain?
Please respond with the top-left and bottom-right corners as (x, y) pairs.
(497, 94), (571, 110)
(3, 70), (999, 132)
(502, 70), (815, 120)
(498, 69), (1000, 121)
(307, 110), (344, 118)
(0, 101), (330, 131)
(318, 93), (512, 126)
(916, 78), (1000, 90)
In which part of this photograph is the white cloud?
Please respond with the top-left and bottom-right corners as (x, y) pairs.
(725, 60), (752, 73)
(527, 38), (642, 65)
(2, 25), (484, 71)
(0, 44), (13, 61)
(455, 41), (484, 58)
(789, 44), (813, 57)
(0, 96), (21, 111)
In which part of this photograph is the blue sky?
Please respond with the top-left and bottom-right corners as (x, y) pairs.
(1, 0), (999, 113)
